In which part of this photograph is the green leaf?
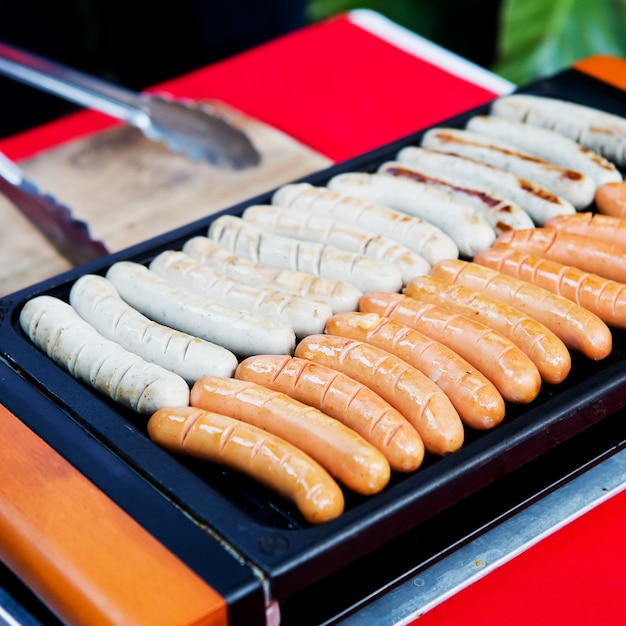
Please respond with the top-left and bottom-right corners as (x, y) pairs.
(306, 1), (440, 37)
(494, 0), (626, 85)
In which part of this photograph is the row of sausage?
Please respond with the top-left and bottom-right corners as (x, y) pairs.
(18, 93), (626, 523)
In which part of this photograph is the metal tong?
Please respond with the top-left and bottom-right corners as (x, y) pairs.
(0, 150), (109, 265)
(0, 41), (260, 169)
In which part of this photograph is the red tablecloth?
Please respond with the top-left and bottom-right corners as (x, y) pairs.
(419, 489), (626, 626)
(1, 9), (625, 625)
(0, 9), (510, 163)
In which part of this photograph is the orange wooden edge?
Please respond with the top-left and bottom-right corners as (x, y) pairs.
(573, 54), (626, 92)
(0, 404), (227, 626)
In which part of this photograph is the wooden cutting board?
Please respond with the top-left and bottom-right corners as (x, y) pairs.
(0, 101), (332, 296)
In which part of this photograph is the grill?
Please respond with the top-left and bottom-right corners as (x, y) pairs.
(1, 67), (626, 625)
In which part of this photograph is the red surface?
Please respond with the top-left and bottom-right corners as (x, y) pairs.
(175, 15), (499, 162)
(0, 14), (498, 163)
(415, 487), (626, 626)
(1, 11), (625, 625)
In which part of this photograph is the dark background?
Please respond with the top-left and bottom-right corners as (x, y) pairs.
(0, 0), (309, 138)
(0, 1), (501, 139)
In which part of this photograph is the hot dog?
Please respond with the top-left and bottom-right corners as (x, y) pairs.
(106, 261), (296, 357)
(149, 250), (333, 339)
(466, 115), (622, 187)
(326, 171), (496, 257)
(235, 354), (425, 471)
(69, 273), (239, 384)
(404, 274), (571, 384)
(359, 291), (542, 404)
(421, 127), (596, 209)
(208, 214), (403, 293)
(294, 334), (465, 456)
(596, 181), (626, 218)
(182, 236), (362, 313)
(271, 182), (459, 265)
(545, 212), (626, 249)
(378, 161), (534, 234)
(493, 228), (626, 284)
(431, 258), (612, 360)
(20, 295), (190, 414)
(472, 247), (626, 330)
(490, 94), (626, 167)
(324, 311), (505, 430)
(190, 376), (391, 495)
(241, 204), (430, 285)
(396, 146), (576, 225)
(148, 406), (345, 524)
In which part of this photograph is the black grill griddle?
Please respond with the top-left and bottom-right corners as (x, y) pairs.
(1, 67), (626, 623)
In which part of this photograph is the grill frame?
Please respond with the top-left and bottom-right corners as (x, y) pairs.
(1, 67), (626, 607)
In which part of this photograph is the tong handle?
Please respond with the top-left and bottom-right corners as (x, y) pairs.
(0, 149), (24, 185)
(0, 40), (148, 126)
(0, 40), (261, 168)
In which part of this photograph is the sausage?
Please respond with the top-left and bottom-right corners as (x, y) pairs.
(396, 146), (576, 225)
(490, 94), (626, 167)
(241, 204), (430, 285)
(148, 406), (344, 524)
(149, 249), (333, 339)
(294, 334), (464, 456)
(208, 214), (403, 293)
(190, 376), (391, 495)
(596, 181), (626, 218)
(326, 171), (496, 257)
(182, 236), (362, 313)
(324, 311), (505, 430)
(19, 295), (190, 414)
(545, 212), (626, 249)
(466, 115), (622, 187)
(359, 291), (542, 404)
(421, 127), (596, 209)
(378, 161), (534, 234)
(106, 261), (296, 358)
(493, 228), (626, 284)
(235, 354), (425, 471)
(69, 273), (238, 384)
(472, 247), (626, 330)
(404, 274), (571, 384)
(271, 182), (459, 265)
(431, 258), (612, 360)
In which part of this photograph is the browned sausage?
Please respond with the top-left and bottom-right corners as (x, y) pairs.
(294, 334), (465, 456)
(190, 376), (390, 495)
(431, 257), (612, 360)
(473, 246), (626, 330)
(596, 181), (626, 218)
(235, 354), (425, 472)
(404, 275), (571, 384)
(493, 228), (626, 284)
(359, 291), (542, 403)
(545, 212), (626, 249)
(324, 311), (505, 430)
(148, 406), (344, 524)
